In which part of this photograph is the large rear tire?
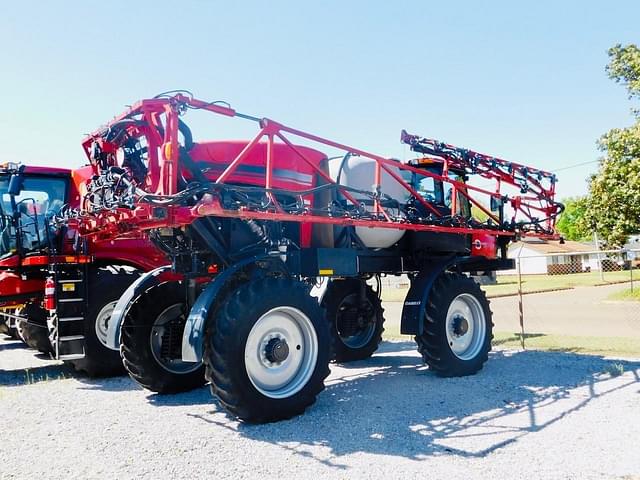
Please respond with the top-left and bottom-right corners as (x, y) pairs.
(204, 277), (331, 423)
(66, 268), (137, 377)
(17, 304), (53, 355)
(120, 282), (206, 393)
(415, 272), (492, 377)
(322, 279), (384, 362)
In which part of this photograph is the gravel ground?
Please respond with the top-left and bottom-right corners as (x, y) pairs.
(1, 336), (640, 480)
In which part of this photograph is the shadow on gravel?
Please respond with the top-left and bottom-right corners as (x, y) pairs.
(189, 341), (640, 468)
(0, 341), (26, 352)
(146, 386), (216, 407)
(74, 375), (141, 392)
(0, 363), (76, 386)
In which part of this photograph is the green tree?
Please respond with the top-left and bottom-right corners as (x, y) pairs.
(556, 196), (592, 241)
(585, 44), (640, 247)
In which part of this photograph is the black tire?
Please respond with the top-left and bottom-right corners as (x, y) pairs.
(120, 281), (206, 393)
(66, 268), (138, 377)
(17, 304), (53, 355)
(19, 319), (51, 354)
(204, 277), (331, 423)
(0, 313), (20, 340)
(322, 279), (384, 362)
(415, 272), (493, 377)
(2, 325), (17, 340)
(7, 324), (20, 340)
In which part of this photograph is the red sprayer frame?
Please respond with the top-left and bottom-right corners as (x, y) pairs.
(77, 93), (561, 241)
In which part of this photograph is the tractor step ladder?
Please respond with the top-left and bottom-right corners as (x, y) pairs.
(50, 263), (89, 361)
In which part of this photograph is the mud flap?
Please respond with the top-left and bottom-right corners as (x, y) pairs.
(181, 255), (273, 363)
(105, 265), (171, 350)
(400, 256), (456, 335)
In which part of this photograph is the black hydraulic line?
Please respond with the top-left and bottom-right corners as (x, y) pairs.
(189, 218), (232, 267)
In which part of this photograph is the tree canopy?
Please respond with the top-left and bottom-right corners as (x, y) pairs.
(584, 44), (640, 247)
(556, 196), (592, 241)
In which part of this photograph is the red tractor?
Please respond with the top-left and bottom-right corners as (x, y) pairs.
(0, 163), (167, 376)
(64, 91), (562, 422)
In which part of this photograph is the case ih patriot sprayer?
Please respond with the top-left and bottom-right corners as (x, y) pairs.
(0, 163), (167, 376)
(63, 91), (562, 422)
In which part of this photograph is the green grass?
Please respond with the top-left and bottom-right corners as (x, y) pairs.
(380, 270), (635, 301)
(486, 270), (633, 297)
(22, 368), (69, 385)
(603, 362), (625, 377)
(381, 328), (640, 357)
(492, 331), (640, 358)
(606, 287), (640, 302)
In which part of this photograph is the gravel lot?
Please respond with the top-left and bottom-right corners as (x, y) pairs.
(2, 334), (639, 480)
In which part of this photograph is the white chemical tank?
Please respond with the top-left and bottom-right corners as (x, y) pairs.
(328, 156), (410, 248)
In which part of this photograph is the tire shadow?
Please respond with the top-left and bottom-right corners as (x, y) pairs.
(145, 385), (216, 406)
(188, 341), (640, 467)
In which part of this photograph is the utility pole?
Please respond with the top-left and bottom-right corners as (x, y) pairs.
(516, 244), (525, 349)
(594, 230), (604, 282)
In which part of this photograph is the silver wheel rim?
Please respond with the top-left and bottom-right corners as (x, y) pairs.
(244, 306), (318, 399)
(95, 301), (117, 348)
(445, 293), (486, 360)
(149, 303), (201, 374)
(337, 294), (377, 349)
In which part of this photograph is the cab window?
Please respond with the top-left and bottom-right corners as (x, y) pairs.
(443, 172), (471, 218)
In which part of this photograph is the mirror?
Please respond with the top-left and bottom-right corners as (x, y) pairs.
(8, 173), (24, 196)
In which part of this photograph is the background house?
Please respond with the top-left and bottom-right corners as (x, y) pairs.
(623, 234), (640, 251)
(507, 239), (600, 275)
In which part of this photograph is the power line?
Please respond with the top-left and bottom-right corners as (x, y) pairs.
(551, 159), (600, 173)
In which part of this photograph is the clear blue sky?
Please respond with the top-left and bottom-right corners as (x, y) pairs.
(1, 0), (638, 199)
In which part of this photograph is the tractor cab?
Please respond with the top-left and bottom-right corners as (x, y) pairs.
(0, 164), (69, 260)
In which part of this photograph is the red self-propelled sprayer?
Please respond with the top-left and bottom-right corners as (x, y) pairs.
(60, 91), (562, 423)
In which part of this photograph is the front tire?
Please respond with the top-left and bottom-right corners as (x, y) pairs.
(120, 282), (206, 393)
(204, 277), (331, 423)
(322, 279), (384, 362)
(415, 272), (492, 377)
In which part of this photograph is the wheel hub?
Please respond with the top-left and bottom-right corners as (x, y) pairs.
(95, 301), (117, 348)
(336, 293), (377, 348)
(445, 293), (487, 361)
(159, 318), (185, 360)
(451, 315), (469, 337)
(150, 303), (201, 374)
(245, 306), (319, 399)
(264, 337), (290, 363)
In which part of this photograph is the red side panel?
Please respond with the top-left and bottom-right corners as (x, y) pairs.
(88, 236), (168, 271)
(187, 141), (327, 247)
(187, 141), (324, 190)
(70, 165), (94, 207)
(0, 271), (44, 302)
(0, 255), (19, 268)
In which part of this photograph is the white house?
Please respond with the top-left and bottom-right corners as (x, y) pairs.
(624, 234), (640, 252)
(506, 238), (601, 275)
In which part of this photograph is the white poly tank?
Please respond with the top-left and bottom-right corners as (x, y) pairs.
(328, 156), (409, 248)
